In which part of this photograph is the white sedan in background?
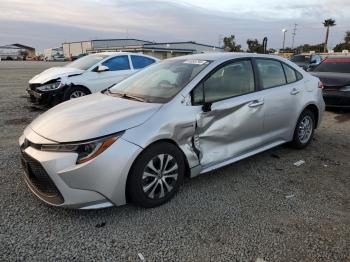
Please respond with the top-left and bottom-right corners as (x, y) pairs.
(27, 52), (158, 105)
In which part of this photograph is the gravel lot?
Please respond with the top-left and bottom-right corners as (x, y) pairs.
(0, 61), (349, 261)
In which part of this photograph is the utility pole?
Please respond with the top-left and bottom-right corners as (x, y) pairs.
(218, 34), (223, 48)
(282, 29), (287, 52)
(291, 23), (298, 50)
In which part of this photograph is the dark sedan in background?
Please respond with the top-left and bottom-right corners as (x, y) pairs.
(290, 54), (322, 70)
(310, 57), (350, 108)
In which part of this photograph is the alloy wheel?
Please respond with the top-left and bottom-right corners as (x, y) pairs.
(70, 90), (86, 99)
(298, 115), (313, 144)
(142, 154), (178, 199)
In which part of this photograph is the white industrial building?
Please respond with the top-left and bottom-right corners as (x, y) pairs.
(62, 39), (223, 59)
(43, 47), (64, 60)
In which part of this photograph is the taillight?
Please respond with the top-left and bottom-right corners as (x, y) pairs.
(318, 81), (324, 89)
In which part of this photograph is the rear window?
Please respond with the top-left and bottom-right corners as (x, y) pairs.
(290, 55), (309, 63)
(313, 58), (350, 73)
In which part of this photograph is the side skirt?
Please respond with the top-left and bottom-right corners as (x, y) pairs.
(190, 140), (286, 177)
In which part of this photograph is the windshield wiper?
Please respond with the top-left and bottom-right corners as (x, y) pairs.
(110, 91), (145, 102)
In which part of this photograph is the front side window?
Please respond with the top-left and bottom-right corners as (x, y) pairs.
(131, 55), (156, 69)
(200, 60), (255, 103)
(256, 59), (286, 89)
(102, 55), (130, 71)
(109, 59), (210, 103)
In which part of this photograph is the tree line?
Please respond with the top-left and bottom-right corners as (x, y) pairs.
(223, 18), (349, 53)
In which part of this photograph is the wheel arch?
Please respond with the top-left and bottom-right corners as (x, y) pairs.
(68, 84), (92, 95)
(124, 138), (191, 202)
(302, 103), (320, 128)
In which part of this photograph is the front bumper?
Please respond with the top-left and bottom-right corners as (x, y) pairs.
(19, 132), (142, 209)
(26, 85), (66, 105)
(323, 90), (350, 108)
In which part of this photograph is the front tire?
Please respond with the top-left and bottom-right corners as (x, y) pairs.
(290, 109), (315, 149)
(63, 86), (89, 101)
(127, 142), (185, 208)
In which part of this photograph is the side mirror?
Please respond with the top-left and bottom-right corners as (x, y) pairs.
(96, 65), (109, 72)
(202, 102), (212, 112)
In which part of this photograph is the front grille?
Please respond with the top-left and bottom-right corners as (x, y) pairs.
(21, 151), (64, 205)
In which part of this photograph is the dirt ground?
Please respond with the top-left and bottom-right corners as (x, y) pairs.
(0, 61), (349, 261)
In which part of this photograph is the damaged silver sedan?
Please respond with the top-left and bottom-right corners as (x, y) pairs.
(19, 53), (325, 209)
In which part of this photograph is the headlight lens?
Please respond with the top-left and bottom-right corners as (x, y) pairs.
(40, 135), (119, 164)
(339, 86), (350, 92)
(37, 82), (62, 92)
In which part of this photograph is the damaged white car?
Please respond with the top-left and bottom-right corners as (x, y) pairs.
(20, 53), (325, 209)
(27, 52), (158, 105)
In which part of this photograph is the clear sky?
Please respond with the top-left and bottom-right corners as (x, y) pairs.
(0, 0), (349, 51)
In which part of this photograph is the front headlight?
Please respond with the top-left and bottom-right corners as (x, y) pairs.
(339, 86), (350, 92)
(37, 82), (62, 92)
(40, 135), (119, 164)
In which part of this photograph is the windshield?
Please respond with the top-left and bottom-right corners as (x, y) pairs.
(290, 55), (309, 63)
(109, 59), (211, 103)
(66, 54), (109, 70)
(313, 59), (350, 73)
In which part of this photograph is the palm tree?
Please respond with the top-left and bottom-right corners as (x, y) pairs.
(344, 31), (350, 44)
(323, 18), (336, 52)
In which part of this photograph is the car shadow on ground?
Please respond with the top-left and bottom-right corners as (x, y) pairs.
(326, 107), (350, 123)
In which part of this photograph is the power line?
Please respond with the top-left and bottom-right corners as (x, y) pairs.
(291, 23), (298, 49)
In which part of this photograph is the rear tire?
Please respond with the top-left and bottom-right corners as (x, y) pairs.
(127, 142), (185, 208)
(290, 109), (315, 149)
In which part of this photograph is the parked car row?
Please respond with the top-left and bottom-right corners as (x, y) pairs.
(20, 52), (325, 209)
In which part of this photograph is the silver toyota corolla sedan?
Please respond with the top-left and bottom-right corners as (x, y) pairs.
(19, 53), (325, 209)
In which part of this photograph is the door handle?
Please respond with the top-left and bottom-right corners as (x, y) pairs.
(248, 99), (264, 108)
(290, 88), (300, 95)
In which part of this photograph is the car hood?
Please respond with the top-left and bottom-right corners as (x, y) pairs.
(310, 72), (350, 87)
(29, 93), (162, 142)
(29, 66), (84, 84)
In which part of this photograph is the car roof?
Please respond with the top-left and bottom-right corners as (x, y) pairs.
(169, 52), (288, 63)
(89, 52), (159, 60)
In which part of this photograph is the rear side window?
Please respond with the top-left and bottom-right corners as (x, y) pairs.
(256, 59), (286, 89)
(296, 71), (303, 80)
(102, 55), (130, 71)
(131, 55), (155, 69)
(282, 63), (297, 83)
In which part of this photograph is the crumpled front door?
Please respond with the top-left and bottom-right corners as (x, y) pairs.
(194, 93), (265, 167)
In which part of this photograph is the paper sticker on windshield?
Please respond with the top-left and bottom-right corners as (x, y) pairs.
(183, 60), (208, 65)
